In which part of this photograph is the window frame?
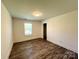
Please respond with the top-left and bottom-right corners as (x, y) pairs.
(24, 23), (32, 36)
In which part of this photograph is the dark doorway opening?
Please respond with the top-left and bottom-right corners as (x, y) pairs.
(43, 23), (47, 40)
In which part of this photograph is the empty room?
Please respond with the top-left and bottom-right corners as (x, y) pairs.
(1, 0), (78, 59)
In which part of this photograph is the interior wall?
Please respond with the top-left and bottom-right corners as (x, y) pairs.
(43, 10), (78, 53)
(1, 3), (13, 59)
(13, 18), (42, 43)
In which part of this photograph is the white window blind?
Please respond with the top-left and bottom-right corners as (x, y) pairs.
(24, 23), (32, 35)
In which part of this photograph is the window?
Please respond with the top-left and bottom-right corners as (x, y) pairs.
(24, 23), (32, 35)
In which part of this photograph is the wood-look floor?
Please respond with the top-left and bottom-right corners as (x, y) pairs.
(9, 38), (78, 59)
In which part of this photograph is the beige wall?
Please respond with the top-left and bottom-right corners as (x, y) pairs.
(13, 18), (42, 43)
(43, 10), (78, 53)
(1, 3), (13, 59)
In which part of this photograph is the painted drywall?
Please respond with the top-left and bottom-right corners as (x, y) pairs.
(1, 3), (13, 59)
(3, 0), (77, 20)
(13, 18), (42, 43)
(43, 10), (78, 53)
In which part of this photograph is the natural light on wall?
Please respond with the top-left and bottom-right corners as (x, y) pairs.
(24, 23), (32, 35)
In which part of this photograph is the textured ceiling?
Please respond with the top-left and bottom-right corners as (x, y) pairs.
(2, 0), (77, 20)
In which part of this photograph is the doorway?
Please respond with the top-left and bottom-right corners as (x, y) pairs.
(43, 23), (47, 40)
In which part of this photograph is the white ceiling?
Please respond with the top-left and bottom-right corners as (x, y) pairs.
(2, 0), (77, 21)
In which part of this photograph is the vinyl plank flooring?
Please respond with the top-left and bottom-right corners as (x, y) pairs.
(9, 38), (78, 59)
